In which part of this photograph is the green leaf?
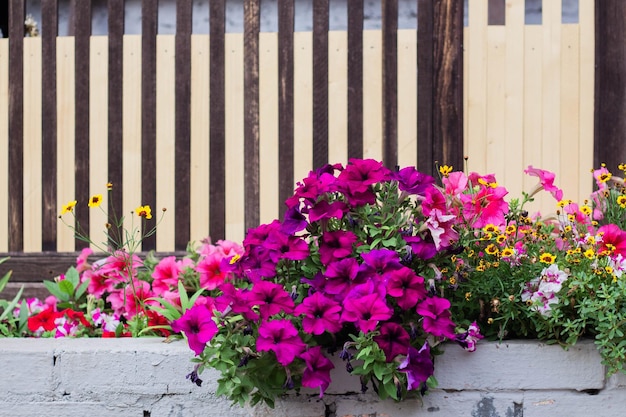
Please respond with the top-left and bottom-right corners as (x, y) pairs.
(75, 278), (90, 300)
(64, 267), (80, 287)
(178, 280), (190, 311)
(0, 269), (11, 293)
(58, 279), (75, 297)
(44, 280), (69, 301)
(0, 285), (24, 322)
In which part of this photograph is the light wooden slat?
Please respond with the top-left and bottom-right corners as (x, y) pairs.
(486, 26), (506, 183)
(466, 0), (488, 174)
(259, 32), (279, 225)
(293, 32), (313, 186)
(503, 0), (525, 199)
(23, 38), (42, 253)
(122, 35), (143, 248)
(362, 30), (382, 161)
(522, 26), (544, 214)
(190, 34), (210, 245)
(578, 0), (595, 199)
(156, 35), (176, 252)
(56, 37), (76, 252)
(559, 24), (581, 204)
(225, 33), (245, 242)
(89, 36), (109, 250)
(0, 39), (8, 252)
(397, 29), (417, 169)
(328, 30), (348, 166)
(540, 0), (562, 213)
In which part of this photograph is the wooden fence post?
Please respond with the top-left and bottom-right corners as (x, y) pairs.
(594, 0), (626, 170)
(417, 0), (464, 177)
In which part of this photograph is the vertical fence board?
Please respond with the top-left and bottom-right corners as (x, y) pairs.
(225, 33), (245, 242)
(382, 0), (398, 168)
(486, 27), (505, 182)
(560, 25), (580, 203)
(259, 32), (279, 225)
(0, 39), (8, 252)
(417, 0), (434, 175)
(328, 31), (347, 165)
(347, 0), (364, 159)
(23, 38), (42, 252)
(312, 0), (329, 169)
(244, 0), (260, 232)
(41, 0), (58, 251)
(175, 0), (192, 250)
(108, 0), (124, 249)
(503, 0), (524, 197)
(89, 36), (109, 250)
(277, 0), (294, 220)
(579, 0), (594, 199)
(362, 30), (382, 161)
(293, 32), (313, 184)
(72, 0), (91, 250)
(209, 0), (226, 241)
(141, 0), (158, 250)
(190, 34), (210, 244)
(56, 37), (76, 252)
(156, 35), (175, 252)
(397, 29), (418, 169)
(122, 35), (142, 242)
(466, 0), (488, 174)
(8, 0), (24, 251)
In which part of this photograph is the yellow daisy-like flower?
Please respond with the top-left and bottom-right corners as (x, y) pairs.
(563, 225), (572, 233)
(619, 163), (626, 172)
(485, 244), (499, 256)
(106, 182), (113, 190)
(88, 194), (103, 208)
(439, 165), (453, 177)
(539, 252), (556, 264)
(598, 171), (612, 183)
(496, 234), (507, 244)
(61, 200), (77, 215)
(482, 224), (499, 234)
(580, 205), (592, 216)
(135, 205), (153, 219)
(605, 266), (614, 275)
(617, 195), (626, 209)
(505, 225), (516, 235)
(501, 247), (514, 258)
(557, 199), (572, 208)
(584, 248), (595, 259)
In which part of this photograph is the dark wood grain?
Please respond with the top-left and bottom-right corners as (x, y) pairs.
(382, 0), (398, 169)
(312, 0), (329, 169)
(417, 0), (434, 176)
(347, 0), (364, 160)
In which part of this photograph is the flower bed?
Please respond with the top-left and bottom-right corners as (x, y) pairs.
(1, 338), (624, 417)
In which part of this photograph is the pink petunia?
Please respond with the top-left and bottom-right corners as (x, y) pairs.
(525, 165), (564, 201)
(256, 319), (306, 366)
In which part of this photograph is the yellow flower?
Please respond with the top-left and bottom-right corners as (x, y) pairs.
(557, 199), (571, 208)
(505, 225), (516, 235)
(501, 247), (514, 258)
(61, 200), (77, 215)
(539, 252), (556, 264)
(584, 248), (595, 259)
(88, 194), (103, 208)
(106, 182), (113, 190)
(482, 224), (499, 234)
(617, 195), (626, 208)
(598, 171), (612, 183)
(485, 244), (499, 256)
(135, 205), (153, 219)
(496, 235), (507, 244)
(580, 205), (592, 216)
(439, 165), (453, 177)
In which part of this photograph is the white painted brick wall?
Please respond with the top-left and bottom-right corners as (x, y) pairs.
(0, 338), (624, 417)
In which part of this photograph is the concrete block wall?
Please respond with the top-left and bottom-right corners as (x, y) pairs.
(0, 338), (624, 417)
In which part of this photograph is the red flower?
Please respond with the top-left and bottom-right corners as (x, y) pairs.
(27, 308), (61, 332)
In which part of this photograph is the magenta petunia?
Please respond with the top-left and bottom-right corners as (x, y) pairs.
(387, 267), (427, 310)
(398, 342), (434, 391)
(324, 257), (361, 299)
(341, 293), (392, 333)
(415, 296), (456, 339)
(308, 200), (348, 222)
(336, 158), (392, 194)
(360, 249), (403, 280)
(597, 224), (626, 257)
(265, 229), (310, 262)
(300, 346), (335, 397)
(294, 292), (342, 335)
(214, 282), (257, 321)
(392, 166), (435, 196)
(373, 322), (411, 362)
(171, 304), (218, 355)
(256, 319), (306, 366)
(247, 281), (295, 320)
(460, 184), (509, 229)
(318, 230), (358, 264)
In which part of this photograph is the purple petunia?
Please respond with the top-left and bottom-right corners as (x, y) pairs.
(294, 292), (342, 335)
(300, 346), (335, 397)
(415, 296), (457, 339)
(171, 304), (218, 355)
(398, 342), (434, 391)
(256, 319), (306, 366)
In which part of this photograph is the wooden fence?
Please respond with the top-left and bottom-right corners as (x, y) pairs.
(0, 0), (607, 298)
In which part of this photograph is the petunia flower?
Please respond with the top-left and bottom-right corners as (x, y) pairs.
(392, 166), (435, 196)
(398, 342), (434, 391)
(318, 230), (358, 264)
(171, 304), (218, 355)
(341, 293), (392, 333)
(373, 322), (411, 362)
(415, 296), (456, 339)
(424, 209), (459, 250)
(247, 281), (295, 320)
(294, 292), (342, 335)
(524, 165), (564, 201)
(256, 319), (306, 366)
(300, 346), (335, 397)
(387, 267), (427, 310)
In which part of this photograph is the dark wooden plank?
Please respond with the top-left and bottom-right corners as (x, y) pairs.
(72, 0), (92, 250)
(347, 0), (364, 160)
(432, 0), (464, 171)
(0, 1), (8, 38)
(175, 0), (192, 250)
(278, 0), (295, 219)
(107, 0), (124, 250)
(594, 0), (626, 170)
(488, 0), (506, 25)
(382, 0), (398, 169)
(417, 0), (434, 176)
(312, 0), (329, 169)
(141, 0), (158, 250)
(41, 0), (58, 251)
(209, 0), (226, 240)
(244, 0), (261, 232)
(8, 0), (24, 251)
